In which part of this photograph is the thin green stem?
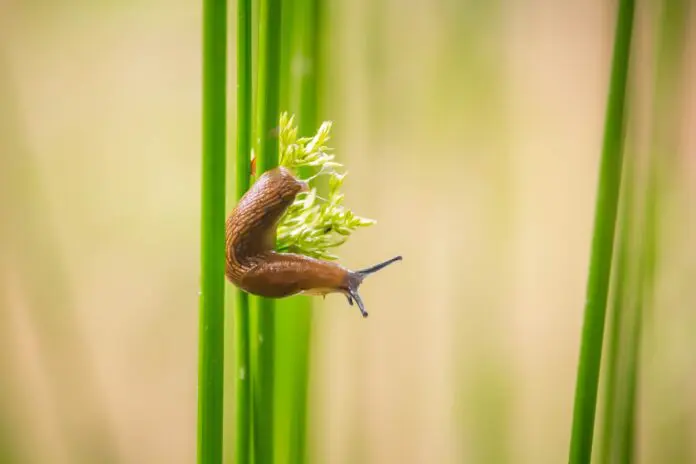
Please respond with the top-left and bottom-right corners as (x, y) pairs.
(198, 0), (227, 462)
(637, 1), (689, 461)
(279, 0), (295, 112)
(255, 0), (283, 179)
(295, 0), (321, 132)
(234, 0), (252, 461)
(599, 2), (689, 461)
(641, 0), (688, 325)
(289, 1), (322, 462)
(618, 299), (641, 462)
(598, 138), (636, 464)
(252, 0), (282, 462)
(568, 0), (635, 462)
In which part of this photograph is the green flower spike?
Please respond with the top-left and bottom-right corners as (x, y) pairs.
(274, 113), (375, 260)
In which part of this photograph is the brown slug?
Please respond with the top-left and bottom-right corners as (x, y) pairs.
(225, 166), (401, 317)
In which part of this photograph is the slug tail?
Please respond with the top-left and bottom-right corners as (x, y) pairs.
(345, 255), (403, 318)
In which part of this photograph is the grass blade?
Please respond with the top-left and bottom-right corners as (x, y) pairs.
(599, 1), (690, 462)
(637, 0), (689, 461)
(198, 0), (227, 461)
(567, 0), (635, 462)
(233, 0), (252, 461)
(597, 128), (638, 464)
(252, 0), (283, 462)
(277, 0), (323, 462)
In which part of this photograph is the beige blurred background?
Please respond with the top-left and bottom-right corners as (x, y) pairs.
(1, 0), (695, 463)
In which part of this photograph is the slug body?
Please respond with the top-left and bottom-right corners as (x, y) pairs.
(225, 166), (401, 317)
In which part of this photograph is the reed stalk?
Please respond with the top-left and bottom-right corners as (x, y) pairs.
(232, 0), (252, 461)
(280, 1), (323, 462)
(197, 0), (228, 462)
(568, 0), (635, 461)
(251, 0), (283, 462)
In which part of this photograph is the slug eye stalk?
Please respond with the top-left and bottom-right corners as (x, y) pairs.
(344, 255), (403, 318)
(357, 256), (403, 276)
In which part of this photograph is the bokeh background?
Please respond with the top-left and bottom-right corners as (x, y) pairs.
(1, 0), (695, 463)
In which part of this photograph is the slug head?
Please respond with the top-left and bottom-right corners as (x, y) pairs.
(262, 166), (309, 199)
(343, 255), (402, 318)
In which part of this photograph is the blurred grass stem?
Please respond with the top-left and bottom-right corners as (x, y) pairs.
(568, 0), (635, 461)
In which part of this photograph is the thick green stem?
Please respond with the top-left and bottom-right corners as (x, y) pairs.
(286, 1), (322, 462)
(198, 0), (227, 462)
(234, 0), (252, 461)
(252, 0), (282, 462)
(568, 0), (635, 462)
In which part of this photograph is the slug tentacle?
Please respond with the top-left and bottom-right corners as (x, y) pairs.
(225, 166), (401, 318)
(343, 255), (402, 317)
(356, 256), (403, 276)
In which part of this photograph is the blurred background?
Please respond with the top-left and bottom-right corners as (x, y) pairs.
(1, 0), (695, 463)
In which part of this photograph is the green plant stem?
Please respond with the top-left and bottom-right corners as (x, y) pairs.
(198, 0), (227, 462)
(234, 0), (252, 462)
(279, 0), (295, 112)
(289, 2), (322, 462)
(598, 139), (636, 464)
(295, 0), (321, 131)
(638, 1), (689, 461)
(252, 0), (282, 462)
(568, 0), (635, 462)
(642, 0), (688, 326)
(618, 301), (641, 461)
